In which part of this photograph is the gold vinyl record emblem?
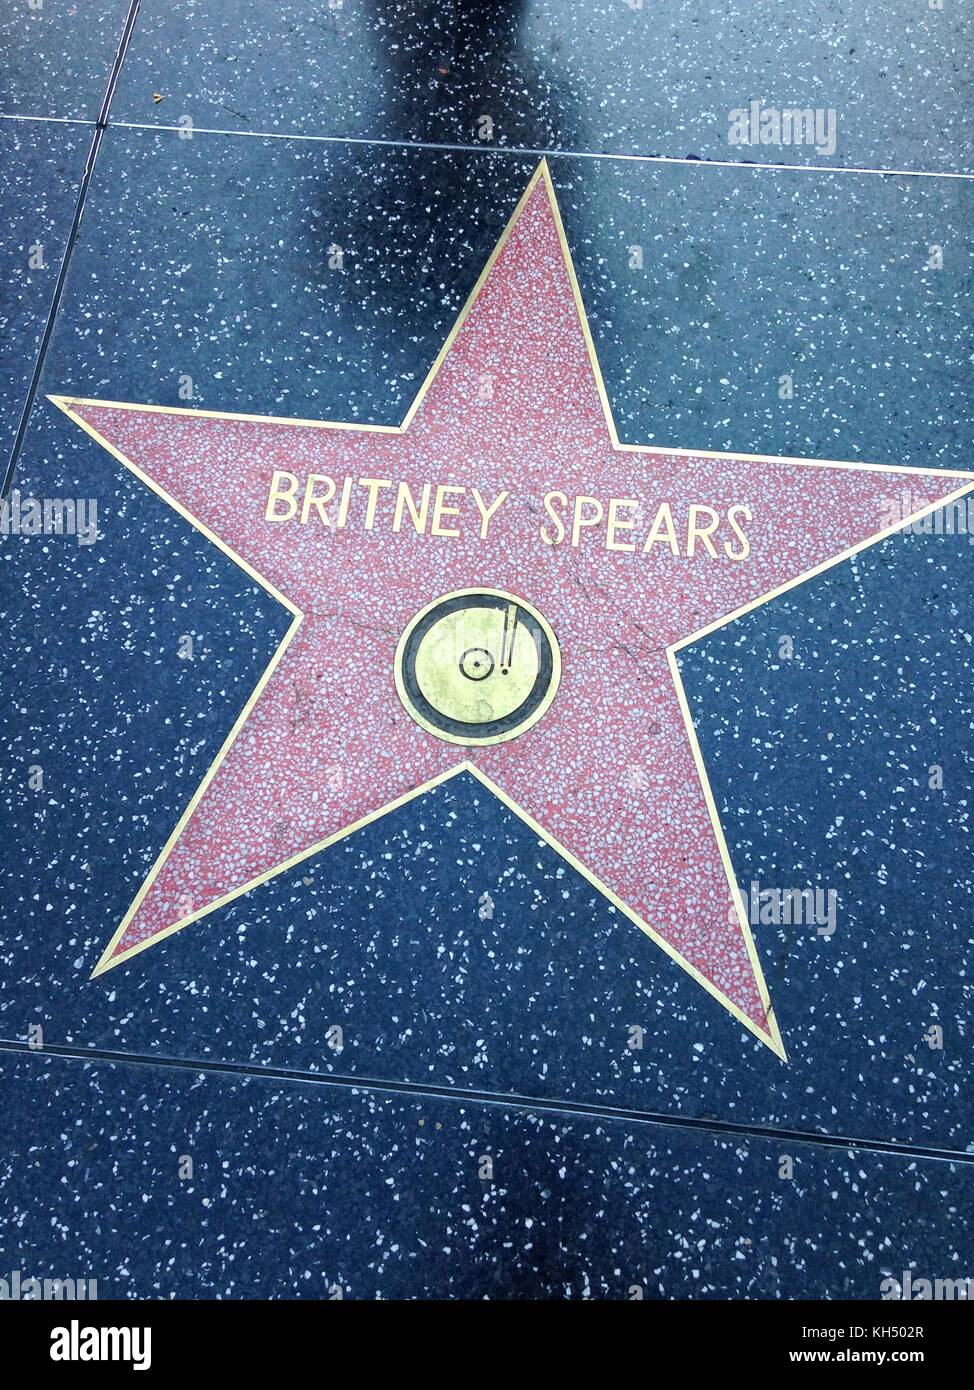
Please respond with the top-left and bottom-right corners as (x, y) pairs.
(395, 589), (561, 746)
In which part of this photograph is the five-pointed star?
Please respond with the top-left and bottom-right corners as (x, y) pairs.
(54, 162), (974, 1057)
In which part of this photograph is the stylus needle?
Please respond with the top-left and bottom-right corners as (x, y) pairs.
(502, 603), (518, 671)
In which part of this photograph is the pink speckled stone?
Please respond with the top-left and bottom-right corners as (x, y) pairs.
(75, 180), (960, 1044)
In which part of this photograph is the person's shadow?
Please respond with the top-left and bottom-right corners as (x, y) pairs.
(289, 0), (603, 428)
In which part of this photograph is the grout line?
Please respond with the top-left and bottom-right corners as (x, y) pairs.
(108, 120), (974, 181)
(3, 1038), (973, 1168)
(95, 0), (142, 130)
(0, 120), (103, 499)
(0, 113), (96, 126)
(0, 0), (142, 499)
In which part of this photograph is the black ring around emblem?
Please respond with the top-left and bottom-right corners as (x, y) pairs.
(400, 592), (554, 740)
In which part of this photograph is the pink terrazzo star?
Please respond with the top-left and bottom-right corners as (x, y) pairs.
(56, 163), (973, 1055)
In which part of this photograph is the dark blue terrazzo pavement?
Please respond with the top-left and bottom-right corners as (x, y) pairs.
(3, 1050), (972, 1301)
(0, 0), (131, 121)
(110, 0), (972, 173)
(0, 118), (91, 477)
(16, 128), (974, 467)
(1, 0), (972, 1299)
